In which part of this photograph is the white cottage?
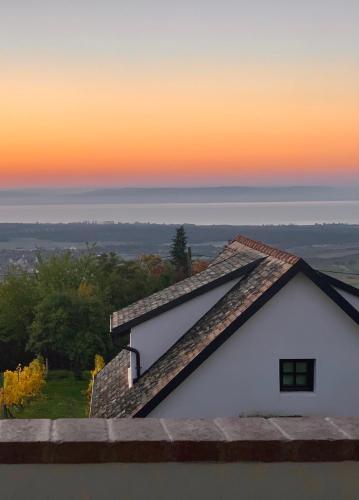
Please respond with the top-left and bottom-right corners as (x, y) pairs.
(91, 235), (359, 418)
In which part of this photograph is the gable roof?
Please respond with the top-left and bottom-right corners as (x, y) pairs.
(111, 244), (264, 334)
(91, 235), (359, 419)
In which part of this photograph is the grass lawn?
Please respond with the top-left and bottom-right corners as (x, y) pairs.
(13, 370), (89, 419)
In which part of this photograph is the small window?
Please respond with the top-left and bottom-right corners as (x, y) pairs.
(279, 359), (315, 392)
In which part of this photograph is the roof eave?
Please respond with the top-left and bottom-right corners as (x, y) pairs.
(316, 271), (359, 297)
(111, 258), (264, 336)
(300, 263), (359, 324)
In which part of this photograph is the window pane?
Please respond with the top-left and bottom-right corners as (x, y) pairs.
(296, 362), (307, 373)
(283, 374), (294, 386)
(282, 362), (294, 373)
(295, 374), (307, 386)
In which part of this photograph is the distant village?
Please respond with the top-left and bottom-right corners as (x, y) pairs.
(0, 222), (358, 287)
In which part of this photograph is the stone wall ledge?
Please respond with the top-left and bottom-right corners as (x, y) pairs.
(1, 417), (359, 464)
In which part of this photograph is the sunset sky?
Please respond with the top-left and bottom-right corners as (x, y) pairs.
(1, 0), (358, 188)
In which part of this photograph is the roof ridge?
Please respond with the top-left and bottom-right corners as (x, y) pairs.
(231, 234), (300, 265)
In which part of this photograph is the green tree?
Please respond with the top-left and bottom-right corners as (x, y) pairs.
(28, 251), (109, 377)
(170, 226), (189, 277)
(0, 248), (175, 375)
(28, 287), (108, 379)
(35, 250), (98, 295)
(95, 252), (174, 311)
(0, 270), (38, 370)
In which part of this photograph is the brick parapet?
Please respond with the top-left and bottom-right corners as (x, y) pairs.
(1, 417), (359, 464)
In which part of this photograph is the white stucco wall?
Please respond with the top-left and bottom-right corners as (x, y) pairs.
(129, 277), (241, 379)
(334, 287), (359, 310)
(150, 273), (359, 418)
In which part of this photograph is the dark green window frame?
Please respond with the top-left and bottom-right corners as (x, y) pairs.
(279, 359), (315, 392)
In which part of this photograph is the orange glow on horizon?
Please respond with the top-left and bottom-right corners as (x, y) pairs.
(0, 63), (358, 186)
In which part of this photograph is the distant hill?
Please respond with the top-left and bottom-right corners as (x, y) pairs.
(0, 185), (358, 205)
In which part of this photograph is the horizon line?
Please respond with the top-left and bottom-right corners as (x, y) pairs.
(1, 184), (359, 192)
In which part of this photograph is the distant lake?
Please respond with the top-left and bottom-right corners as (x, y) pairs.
(0, 201), (358, 225)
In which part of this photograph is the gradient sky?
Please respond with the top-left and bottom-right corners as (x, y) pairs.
(1, 0), (358, 187)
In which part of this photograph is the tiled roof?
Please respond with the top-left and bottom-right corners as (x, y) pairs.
(90, 349), (130, 418)
(211, 234), (300, 266)
(111, 246), (262, 333)
(91, 235), (300, 418)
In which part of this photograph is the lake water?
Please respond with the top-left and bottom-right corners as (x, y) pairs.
(0, 201), (358, 225)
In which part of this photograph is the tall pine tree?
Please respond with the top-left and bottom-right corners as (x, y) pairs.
(170, 225), (189, 275)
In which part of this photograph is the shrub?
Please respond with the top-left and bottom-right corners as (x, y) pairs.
(0, 358), (46, 413)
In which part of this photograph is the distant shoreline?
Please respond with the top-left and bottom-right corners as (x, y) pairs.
(0, 185), (358, 205)
(0, 222), (358, 228)
(1, 199), (359, 206)
(0, 200), (358, 225)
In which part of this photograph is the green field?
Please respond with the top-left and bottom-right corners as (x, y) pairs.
(13, 370), (89, 419)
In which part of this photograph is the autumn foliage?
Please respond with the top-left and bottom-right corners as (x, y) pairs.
(192, 260), (209, 275)
(87, 354), (105, 402)
(0, 358), (46, 411)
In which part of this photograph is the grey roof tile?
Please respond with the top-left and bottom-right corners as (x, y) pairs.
(91, 349), (130, 418)
(111, 249), (258, 332)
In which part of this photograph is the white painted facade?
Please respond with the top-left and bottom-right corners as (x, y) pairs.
(334, 288), (359, 311)
(129, 277), (241, 381)
(149, 273), (359, 418)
